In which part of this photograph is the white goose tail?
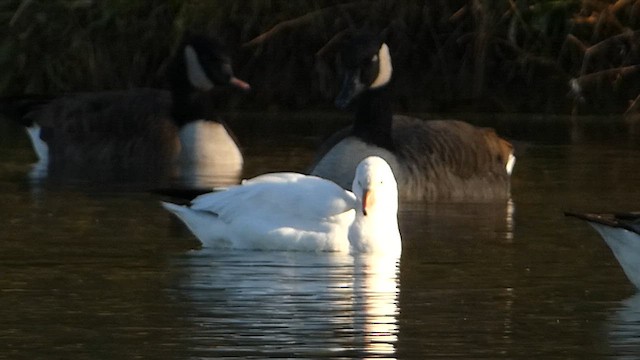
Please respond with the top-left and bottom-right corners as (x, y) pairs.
(161, 202), (226, 246)
(506, 153), (516, 176)
(25, 125), (49, 162)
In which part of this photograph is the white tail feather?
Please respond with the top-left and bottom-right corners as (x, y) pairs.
(162, 201), (225, 246)
(25, 125), (49, 162)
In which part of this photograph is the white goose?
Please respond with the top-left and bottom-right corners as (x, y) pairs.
(162, 156), (401, 255)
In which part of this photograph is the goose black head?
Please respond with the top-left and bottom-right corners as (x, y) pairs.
(335, 32), (393, 109)
(170, 34), (250, 94)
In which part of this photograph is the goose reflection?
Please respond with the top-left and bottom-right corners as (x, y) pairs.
(352, 253), (400, 357)
(607, 293), (640, 359)
(28, 126), (243, 190)
(172, 250), (400, 358)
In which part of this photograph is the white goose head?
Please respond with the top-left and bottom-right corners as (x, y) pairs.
(352, 156), (399, 216)
(349, 156), (401, 255)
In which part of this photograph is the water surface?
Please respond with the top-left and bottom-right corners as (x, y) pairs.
(1, 113), (639, 359)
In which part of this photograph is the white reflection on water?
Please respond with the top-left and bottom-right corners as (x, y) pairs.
(25, 123), (243, 191)
(505, 198), (515, 242)
(352, 253), (400, 357)
(172, 249), (400, 358)
(608, 293), (640, 359)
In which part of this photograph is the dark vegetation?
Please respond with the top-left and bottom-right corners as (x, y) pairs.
(2, 0), (640, 115)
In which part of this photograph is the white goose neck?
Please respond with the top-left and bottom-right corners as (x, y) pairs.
(349, 211), (401, 256)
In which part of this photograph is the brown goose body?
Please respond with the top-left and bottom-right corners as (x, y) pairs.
(310, 116), (513, 201)
(32, 89), (177, 173)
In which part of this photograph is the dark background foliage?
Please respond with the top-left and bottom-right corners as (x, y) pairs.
(2, 0), (640, 115)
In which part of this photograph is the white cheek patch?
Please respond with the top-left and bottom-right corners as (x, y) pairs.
(184, 45), (215, 91)
(370, 43), (393, 89)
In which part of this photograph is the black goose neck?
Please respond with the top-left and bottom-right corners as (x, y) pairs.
(171, 90), (209, 128)
(167, 49), (217, 128)
(352, 85), (394, 150)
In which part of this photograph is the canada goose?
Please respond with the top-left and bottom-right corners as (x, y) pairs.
(309, 32), (515, 202)
(565, 211), (640, 289)
(162, 156), (401, 255)
(3, 33), (250, 187)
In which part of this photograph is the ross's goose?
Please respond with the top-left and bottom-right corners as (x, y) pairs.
(162, 156), (401, 255)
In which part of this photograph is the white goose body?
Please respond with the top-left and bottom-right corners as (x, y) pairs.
(163, 156), (401, 255)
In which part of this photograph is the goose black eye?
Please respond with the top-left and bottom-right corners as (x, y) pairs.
(371, 54), (378, 63)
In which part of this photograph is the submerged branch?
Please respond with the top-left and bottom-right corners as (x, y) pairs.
(580, 30), (640, 75)
(624, 93), (640, 115)
(9, 0), (34, 26)
(315, 28), (352, 59)
(571, 64), (640, 92)
(564, 34), (588, 54)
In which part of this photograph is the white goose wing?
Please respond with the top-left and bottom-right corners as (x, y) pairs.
(241, 172), (308, 185)
(190, 172), (357, 223)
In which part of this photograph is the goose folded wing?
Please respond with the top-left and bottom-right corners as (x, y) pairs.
(190, 173), (357, 223)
